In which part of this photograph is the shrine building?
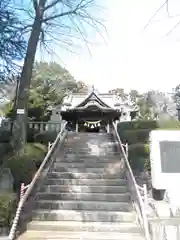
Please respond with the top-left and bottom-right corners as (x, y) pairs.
(50, 88), (139, 132)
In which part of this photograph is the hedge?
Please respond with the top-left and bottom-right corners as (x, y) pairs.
(117, 120), (158, 144)
(128, 143), (150, 171)
(117, 120), (157, 172)
(0, 130), (11, 143)
(4, 143), (47, 191)
(120, 129), (152, 145)
(117, 120), (180, 172)
(117, 120), (158, 132)
(0, 128), (40, 143)
(0, 143), (12, 164)
(0, 128), (58, 145)
(0, 193), (17, 227)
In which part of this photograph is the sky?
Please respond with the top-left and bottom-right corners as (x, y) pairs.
(37, 0), (180, 93)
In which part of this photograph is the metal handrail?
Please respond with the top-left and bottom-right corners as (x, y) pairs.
(112, 122), (151, 240)
(8, 122), (67, 240)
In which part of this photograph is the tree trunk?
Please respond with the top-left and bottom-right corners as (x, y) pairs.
(11, 16), (42, 150)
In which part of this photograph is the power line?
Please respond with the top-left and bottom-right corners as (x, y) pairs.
(143, 0), (168, 30)
(144, 0), (180, 37)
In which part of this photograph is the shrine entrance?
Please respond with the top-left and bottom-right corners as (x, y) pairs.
(78, 120), (107, 133)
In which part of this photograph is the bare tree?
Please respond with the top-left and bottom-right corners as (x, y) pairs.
(0, 0), (26, 76)
(12, 0), (104, 149)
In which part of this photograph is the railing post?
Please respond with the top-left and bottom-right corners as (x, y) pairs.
(143, 184), (148, 213)
(48, 142), (53, 151)
(125, 143), (128, 158)
(20, 183), (24, 200)
(176, 224), (180, 240)
(40, 123), (44, 132)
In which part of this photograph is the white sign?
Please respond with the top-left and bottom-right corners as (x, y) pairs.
(17, 109), (25, 114)
(150, 130), (180, 190)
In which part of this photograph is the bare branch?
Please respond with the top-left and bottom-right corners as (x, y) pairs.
(77, 10), (106, 43)
(44, 0), (60, 11)
(43, 0), (94, 22)
(43, 9), (77, 22)
(68, 14), (92, 56)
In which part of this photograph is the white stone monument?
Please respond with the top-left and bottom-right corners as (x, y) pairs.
(150, 130), (180, 214)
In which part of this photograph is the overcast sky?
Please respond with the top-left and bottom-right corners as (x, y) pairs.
(37, 0), (180, 93)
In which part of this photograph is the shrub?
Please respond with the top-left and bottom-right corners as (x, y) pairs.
(0, 193), (17, 227)
(120, 129), (152, 144)
(144, 157), (151, 172)
(158, 120), (180, 130)
(117, 120), (158, 132)
(27, 128), (40, 142)
(128, 143), (149, 158)
(0, 130), (11, 143)
(34, 131), (58, 144)
(0, 143), (12, 164)
(5, 143), (47, 191)
(128, 143), (150, 171)
(117, 120), (158, 144)
(0, 127), (40, 143)
(118, 119), (180, 173)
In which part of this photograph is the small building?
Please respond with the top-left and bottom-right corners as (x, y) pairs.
(50, 88), (139, 132)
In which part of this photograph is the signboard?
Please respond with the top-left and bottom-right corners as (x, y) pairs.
(16, 109), (25, 114)
(150, 130), (180, 189)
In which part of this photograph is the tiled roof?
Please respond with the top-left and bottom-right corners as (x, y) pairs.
(53, 90), (138, 112)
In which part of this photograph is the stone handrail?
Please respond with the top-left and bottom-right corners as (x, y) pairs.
(8, 122), (67, 240)
(112, 122), (151, 240)
(150, 218), (180, 240)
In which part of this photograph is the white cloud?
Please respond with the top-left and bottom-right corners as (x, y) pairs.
(37, 0), (180, 93)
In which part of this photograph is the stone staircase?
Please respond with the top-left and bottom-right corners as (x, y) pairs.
(18, 133), (146, 240)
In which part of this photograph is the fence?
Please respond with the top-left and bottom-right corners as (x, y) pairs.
(1, 120), (64, 133)
(28, 121), (63, 133)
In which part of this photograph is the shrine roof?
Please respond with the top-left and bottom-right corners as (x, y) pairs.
(53, 89), (139, 112)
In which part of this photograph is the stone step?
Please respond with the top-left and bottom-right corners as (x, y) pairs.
(51, 167), (123, 174)
(35, 200), (132, 211)
(64, 148), (117, 153)
(36, 192), (130, 202)
(18, 231), (145, 240)
(64, 148), (116, 151)
(27, 221), (142, 233)
(63, 154), (119, 159)
(45, 178), (127, 186)
(40, 185), (128, 194)
(53, 162), (122, 168)
(47, 171), (125, 179)
(32, 209), (136, 222)
(60, 157), (120, 163)
(61, 156), (120, 163)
